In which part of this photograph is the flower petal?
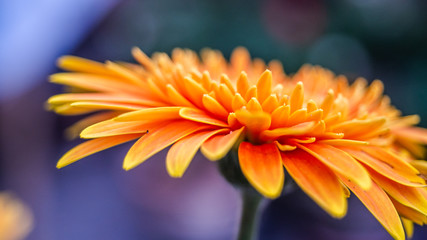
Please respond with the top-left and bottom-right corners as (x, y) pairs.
(65, 112), (118, 139)
(298, 143), (372, 189)
(238, 142), (284, 198)
(105, 60), (145, 86)
(363, 147), (421, 176)
(182, 77), (207, 108)
(270, 105), (290, 129)
(317, 139), (369, 147)
(402, 218), (414, 239)
(70, 101), (143, 111)
(331, 117), (386, 139)
(290, 82), (304, 113)
(275, 141), (297, 151)
(216, 84), (234, 112)
(231, 93), (247, 111)
(166, 129), (228, 177)
(57, 134), (142, 168)
(57, 55), (113, 76)
(236, 71), (249, 95)
(50, 73), (144, 95)
(114, 107), (182, 122)
(48, 93), (161, 107)
(235, 109), (271, 133)
(394, 127), (427, 144)
(261, 122), (314, 139)
(369, 170), (427, 215)
(256, 70), (272, 103)
(123, 121), (210, 170)
(396, 137), (426, 158)
(202, 94), (229, 119)
(338, 174), (405, 240)
(392, 198), (427, 225)
(179, 108), (228, 127)
(81, 120), (157, 138)
(51, 103), (97, 115)
(287, 109), (308, 126)
(281, 149), (347, 218)
(410, 159), (427, 175)
(201, 127), (245, 161)
(261, 94), (279, 113)
(343, 147), (425, 187)
(166, 84), (196, 108)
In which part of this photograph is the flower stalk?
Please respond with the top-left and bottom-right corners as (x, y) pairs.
(237, 188), (263, 240)
(217, 149), (264, 240)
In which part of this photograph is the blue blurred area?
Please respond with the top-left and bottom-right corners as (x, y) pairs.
(1, 0), (427, 239)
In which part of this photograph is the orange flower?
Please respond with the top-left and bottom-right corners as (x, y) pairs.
(0, 192), (33, 240)
(48, 47), (427, 240)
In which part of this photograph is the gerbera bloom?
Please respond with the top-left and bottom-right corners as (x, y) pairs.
(0, 192), (33, 240)
(48, 47), (427, 240)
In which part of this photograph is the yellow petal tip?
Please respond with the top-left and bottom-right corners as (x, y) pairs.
(131, 46), (142, 54)
(167, 169), (184, 178)
(200, 147), (223, 161)
(260, 188), (282, 199)
(166, 162), (185, 178)
(56, 55), (73, 67)
(329, 206), (347, 219)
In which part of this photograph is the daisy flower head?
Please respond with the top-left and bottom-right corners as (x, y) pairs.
(48, 47), (427, 240)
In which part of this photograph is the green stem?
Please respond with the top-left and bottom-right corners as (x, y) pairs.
(237, 189), (263, 240)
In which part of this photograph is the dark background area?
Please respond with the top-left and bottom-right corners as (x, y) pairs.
(1, 0), (427, 239)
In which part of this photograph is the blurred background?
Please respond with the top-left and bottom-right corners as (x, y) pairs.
(1, 0), (427, 239)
